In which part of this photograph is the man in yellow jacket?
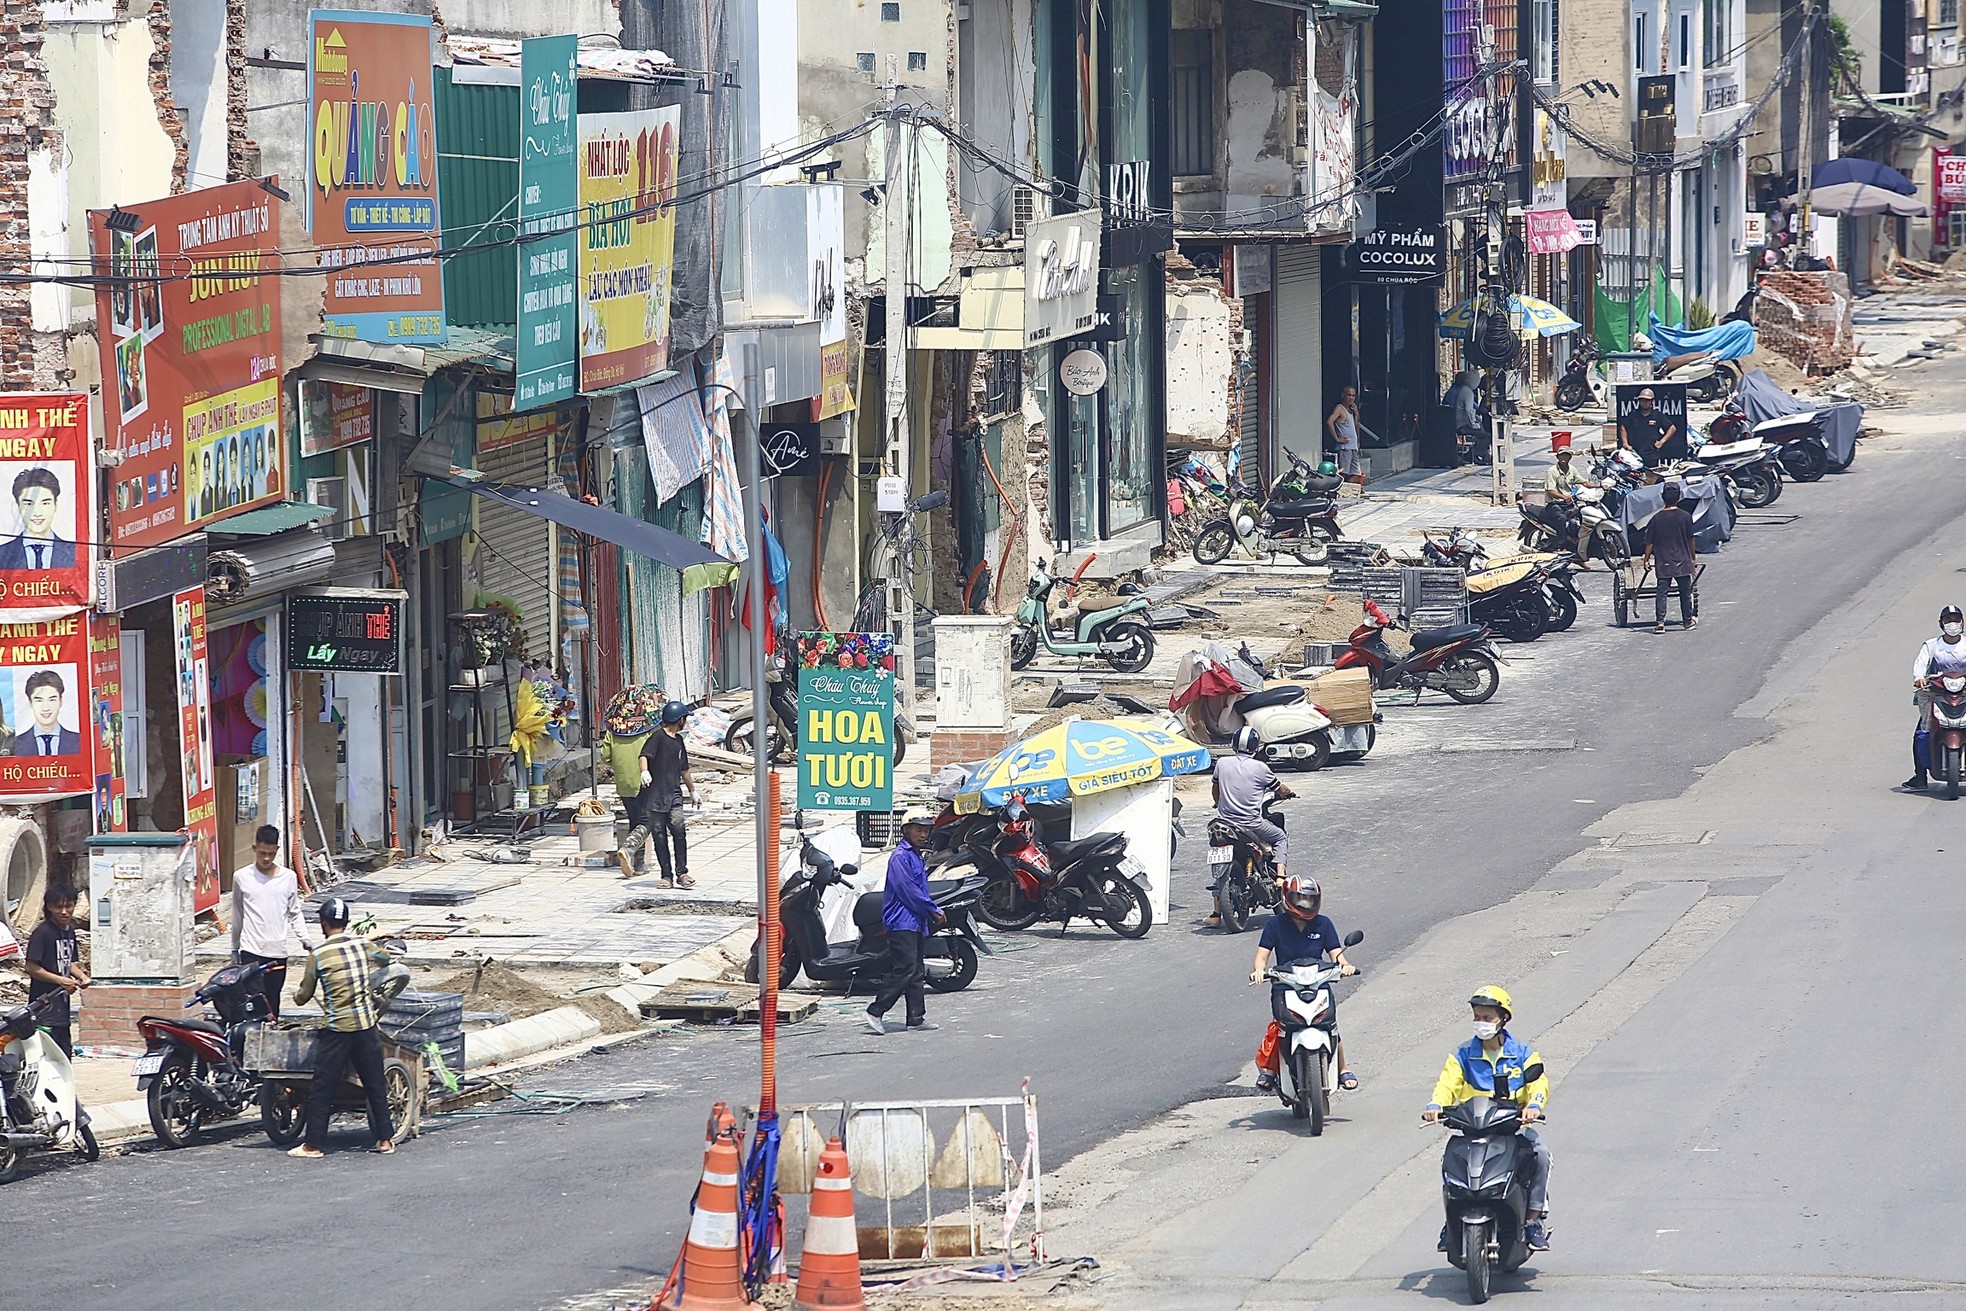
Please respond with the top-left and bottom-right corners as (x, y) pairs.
(1422, 985), (1552, 1250)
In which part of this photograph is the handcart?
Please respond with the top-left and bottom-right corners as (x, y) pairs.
(244, 1024), (425, 1147)
(1611, 562), (1704, 629)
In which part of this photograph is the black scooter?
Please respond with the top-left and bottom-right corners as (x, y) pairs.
(1439, 1060), (1547, 1304)
(1206, 793), (1286, 933)
(747, 833), (991, 992)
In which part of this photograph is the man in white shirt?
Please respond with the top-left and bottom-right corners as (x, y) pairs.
(230, 824), (312, 1016)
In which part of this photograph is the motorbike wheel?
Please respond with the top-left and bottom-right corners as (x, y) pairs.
(1192, 520), (1235, 566)
(1545, 587), (1578, 633)
(259, 1081), (306, 1147)
(977, 876), (1045, 931)
(926, 938), (979, 993)
(1947, 747), (1962, 801)
(1494, 596), (1549, 644)
(744, 939), (802, 989)
(1594, 525), (1632, 569)
(147, 1053), (206, 1149)
(1102, 622), (1155, 674)
(1466, 1221), (1494, 1304)
(1687, 375), (1719, 403)
(1553, 378), (1589, 412)
(1098, 875), (1153, 939)
(1780, 440), (1828, 483)
(723, 712), (787, 762)
(1289, 1048), (1312, 1121)
(1289, 537), (1331, 567)
(1009, 626), (1039, 671)
(1440, 652), (1501, 706)
(1214, 870), (1251, 933)
(75, 1121), (100, 1162)
(0, 1140), (19, 1185)
(1307, 1049), (1329, 1137)
(1731, 465), (1778, 509)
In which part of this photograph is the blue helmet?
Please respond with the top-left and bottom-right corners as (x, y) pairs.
(661, 700), (690, 726)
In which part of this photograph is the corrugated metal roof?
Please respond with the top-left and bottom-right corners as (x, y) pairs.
(448, 35), (677, 82)
(204, 501), (336, 535)
(422, 325), (516, 372)
(435, 68), (520, 331)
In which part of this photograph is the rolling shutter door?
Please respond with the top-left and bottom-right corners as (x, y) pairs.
(469, 426), (555, 647)
(1273, 246), (1322, 471)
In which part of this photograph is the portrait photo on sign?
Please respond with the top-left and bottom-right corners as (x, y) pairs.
(0, 462), (80, 571)
(108, 231), (137, 336)
(115, 333), (149, 423)
(2, 665), (85, 758)
(134, 228), (165, 339)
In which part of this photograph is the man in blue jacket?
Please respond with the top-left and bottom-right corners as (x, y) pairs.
(864, 807), (945, 1035)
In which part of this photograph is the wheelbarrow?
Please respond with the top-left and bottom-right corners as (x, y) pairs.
(244, 1025), (425, 1147)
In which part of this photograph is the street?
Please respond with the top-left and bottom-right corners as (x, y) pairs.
(15, 358), (1966, 1309)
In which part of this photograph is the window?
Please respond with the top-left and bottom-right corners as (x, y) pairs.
(1532, 0), (1559, 86)
(1703, 0), (1733, 66)
(856, 52), (875, 74)
(907, 52), (927, 70)
(1945, 0), (1960, 27)
(1635, 13), (1648, 71)
(1171, 28), (1214, 177)
(880, 2), (899, 20)
(1950, 209), (1966, 249)
(1678, 12), (1692, 69)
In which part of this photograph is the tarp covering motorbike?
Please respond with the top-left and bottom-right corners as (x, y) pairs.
(1616, 472), (1736, 553)
(1170, 642), (1264, 711)
(1645, 313), (1757, 362)
(1734, 369), (1861, 467)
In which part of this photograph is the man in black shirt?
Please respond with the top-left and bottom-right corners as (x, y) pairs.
(639, 700), (699, 887)
(23, 883), (90, 1057)
(1642, 483), (1699, 633)
(1618, 389), (1680, 467)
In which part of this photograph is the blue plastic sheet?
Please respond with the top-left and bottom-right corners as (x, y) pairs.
(1646, 314), (1758, 362)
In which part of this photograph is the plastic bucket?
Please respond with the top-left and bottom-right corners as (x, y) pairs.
(575, 813), (618, 852)
(1551, 430), (1572, 452)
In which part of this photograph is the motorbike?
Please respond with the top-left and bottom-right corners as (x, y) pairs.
(1207, 792), (1287, 933)
(748, 830), (992, 991)
(1512, 482), (1630, 567)
(1192, 450), (1344, 568)
(1430, 530), (1590, 633)
(1551, 340), (1605, 413)
(1462, 555), (1562, 645)
(1683, 426), (1784, 509)
(1335, 599), (1501, 705)
(0, 991), (99, 1183)
(135, 960), (274, 1147)
(1438, 1060), (1549, 1304)
(970, 800), (1154, 937)
(1633, 334), (1741, 404)
(1008, 566), (1156, 673)
(1927, 673), (1966, 798)
(1704, 400), (1829, 484)
(726, 641), (916, 764)
(1265, 929), (1366, 1133)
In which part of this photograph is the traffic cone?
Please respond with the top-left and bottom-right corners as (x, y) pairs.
(704, 1101), (737, 1151)
(661, 1132), (757, 1310)
(791, 1138), (865, 1311)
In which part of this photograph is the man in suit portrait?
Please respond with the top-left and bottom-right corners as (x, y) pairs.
(0, 468), (76, 570)
(22, 670), (81, 756)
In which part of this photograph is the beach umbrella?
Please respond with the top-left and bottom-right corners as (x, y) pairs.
(955, 718), (1212, 813)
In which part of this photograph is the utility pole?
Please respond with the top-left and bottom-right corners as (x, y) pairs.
(880, 70), (916, 710)
(1798, 0), (1818, 257)
(1479, 35), (1516, 507)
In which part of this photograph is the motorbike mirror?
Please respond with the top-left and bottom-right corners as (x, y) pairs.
(1341, 929), (1364, 947)
(839, 862), (859, 878)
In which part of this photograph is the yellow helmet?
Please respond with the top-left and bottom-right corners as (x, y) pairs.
(1468, 985), (1514, 1018)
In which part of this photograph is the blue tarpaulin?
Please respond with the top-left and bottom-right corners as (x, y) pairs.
(1646, 314), (1758, 363)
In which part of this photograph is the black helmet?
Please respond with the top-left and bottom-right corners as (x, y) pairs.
(1944, 606), (1963, 626)
(318, 896), (352, 928)
(661, 700), (690, 725)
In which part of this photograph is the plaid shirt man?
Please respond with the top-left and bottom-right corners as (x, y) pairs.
(294, 930), (389, 1032)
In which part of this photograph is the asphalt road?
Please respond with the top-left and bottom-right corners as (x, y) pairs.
(17, 346), (1966, 1311)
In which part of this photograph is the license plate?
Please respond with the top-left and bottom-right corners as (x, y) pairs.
(131, 1053), (165, 1077)
(1207, 846), (1234, 866)
(1118, 856), (1146, 879)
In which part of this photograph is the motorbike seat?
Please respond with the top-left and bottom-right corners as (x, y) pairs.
(1236, 685), (1305, 713)
(1049, 832), (1126, 864)
(851, 891), (886, 935)
(1075, 592), (1128, 613)
(926, 878), (971, 899)
(145, 1015), (224, 1036)
(1294, 473), (1343, 494)
(1268, 497), (1335, 519)
(1409, 623), (1483, 652)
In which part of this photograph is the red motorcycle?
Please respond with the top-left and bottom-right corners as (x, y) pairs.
(970, 798), (1152, 938)
(1334, 599), (1501, 705)
(133, 961), (273, 1147)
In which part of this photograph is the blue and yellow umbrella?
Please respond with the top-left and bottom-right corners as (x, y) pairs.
(955, 718), (1212, 813)
(1439, 293), (1581, 340)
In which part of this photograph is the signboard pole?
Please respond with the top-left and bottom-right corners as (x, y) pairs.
(740, 339), (776, 1116)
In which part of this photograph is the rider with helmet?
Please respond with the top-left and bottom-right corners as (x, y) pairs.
(1905, 605), (1966, 791)
(289, 897), (397, 1159)
(1248, 876), (1357, 1093)
(638, 700), (700, 887)
(1423, 986), (1553, 1250)
(1209, 727), (1295, 926)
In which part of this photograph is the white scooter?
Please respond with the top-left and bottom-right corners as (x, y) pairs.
(0, 991), (100, 1182)
(1265, 929), (1364, 1136)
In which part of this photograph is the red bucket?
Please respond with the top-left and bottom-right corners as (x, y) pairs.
(1550, 430), (1572, 453)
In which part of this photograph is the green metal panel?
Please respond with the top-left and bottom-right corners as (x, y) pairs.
(435, 68), (520, 331)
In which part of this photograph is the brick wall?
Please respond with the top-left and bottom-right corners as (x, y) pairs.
(1755, 271), (1857, 375)
(929, 725), (1019, 773)
(225, 0), (251, 179)
(145, 0), (190, 191)
(83, 981), (200, 1053)
(0, 2), (58, 388)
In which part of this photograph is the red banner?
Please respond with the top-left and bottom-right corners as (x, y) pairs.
(0, 393), (92, 613)
(90, 181), (284, 550)
(88, 618), (127, 834)
(0, 612), (93, 800)
(1525, 208), (1584, 256)
(173, 587), (221, 913)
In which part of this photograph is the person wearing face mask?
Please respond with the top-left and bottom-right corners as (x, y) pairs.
(1906, 605), (1966, 791)
(1423, 986), (1552, 1251)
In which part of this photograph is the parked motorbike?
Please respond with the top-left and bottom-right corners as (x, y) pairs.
(1207, 793), (1287, 933)
(1432, 530), (1590, 632)
(1265, 929), (1366, 1133)
(1683, 424), (1784, 509)
(1438, 1061), (1549, 1304)
(1464, 555), (1562, 645)
(1192, 451), (1343, 567)
(1008, 566), (1156, 673)
(0, 991), (99, 1183)
(1705, 401), (1829, 484)
(726, 641), (916, 764)
(135, 960), (274, 1147)
(1928, 674), (1966, 798)
(1551, 339), (1604, 413)
(970, 799), (1153, 937)
(1335, 599), (1501, 704)
(748, 830), (991, 991)
(1633, 334), (1741, 404)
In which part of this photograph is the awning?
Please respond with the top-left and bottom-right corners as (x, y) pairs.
(451, 479), (731, 572)
(205, 502), (336, 535)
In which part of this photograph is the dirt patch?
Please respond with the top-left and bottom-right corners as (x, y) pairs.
(429, 960), (567, 1022)
(1744, 347), (1812, 393)
(570, 992), (644, 1035)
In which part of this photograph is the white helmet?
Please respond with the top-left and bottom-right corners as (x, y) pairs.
(1632, 332), (1653, 352)
(1233, 726), (1261, 756)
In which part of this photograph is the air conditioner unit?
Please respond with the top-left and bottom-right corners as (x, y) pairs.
(307, 476), (349, 543)
(1009, 186), (1051, 239)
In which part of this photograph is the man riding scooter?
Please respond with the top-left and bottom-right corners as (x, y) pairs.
(1248, 876), (1357, 1095)
(1535, 448), (1597, 568)
(1208, 727), (1294, 926)
(1905, 604), (1966, 791)
(1423, 985), (1553, 1251)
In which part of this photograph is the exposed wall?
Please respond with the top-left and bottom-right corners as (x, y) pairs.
(0, 4), (62, 387)
(1164, 279), (1234, 447)
(956, 0), (1033, 235)
(1220, 1), (1302, 222)
(1561, 0), (1633, 180)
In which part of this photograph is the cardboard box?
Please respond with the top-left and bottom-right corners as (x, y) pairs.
(215, 755), (267, 892)
(1296, 666), (1375, 727)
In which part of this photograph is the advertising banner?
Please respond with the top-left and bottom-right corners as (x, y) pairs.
(90, 182), (283, 551)
(1344, 224), (1445, 284)
(1023, 212), (1102, 347)
(1525, 208), (1584, 256)
(172, 586), (221, 913)
(0, 393), (91, 614)
(794, 632), (896, 812)
(307, 10), (445, 344)
(0, 612), (93, 801)
(88, 618), (127, 834)
(577, 108), (681, 394)
(810, 186), (854, 421)
(299, 380), (373, 458)
(518, 35), (580, 410)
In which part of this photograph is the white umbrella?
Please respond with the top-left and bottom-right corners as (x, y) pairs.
(1808, 182), (1929, 217)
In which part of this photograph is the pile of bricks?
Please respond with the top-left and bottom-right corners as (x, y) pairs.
(1755, 271), (1857, 375)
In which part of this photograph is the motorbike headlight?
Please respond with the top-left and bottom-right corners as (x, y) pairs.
(1235, 513), (1257, 536)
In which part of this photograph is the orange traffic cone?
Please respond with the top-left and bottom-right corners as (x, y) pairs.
(661, 1132), (757, 1310)
(704, 1101), (737, 1151)
(791, 1138), (865, 1311)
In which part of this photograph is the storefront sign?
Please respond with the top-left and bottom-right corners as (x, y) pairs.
(577, 108), (681, 393)
(299, 380), (373, 458)
(1573, 218), (1599, 245)
(1023, 213), (1102, 348)
(1525, 208), (1584, 256)
(307, 11), (446, 343)
(88, 618), (127, 833)
(1936, 152), (1966, 204)
(760, 423), (822, 478)
(794, 631), (896, 812)
(476, 390), (565, 455)
(1443, 2), (1517, 189)
(1743, 212), (1767, 247)
(810, 186), (854, 421)
(90, 181), (283, 550)
(1614, 383), (1690, 465)
(0, 613), (93, 801)
(1345, 224), (1445, 284)
(0, 393), (91, 613)
(286, 589), (406, 674)
(1059, 349), (1109, 396)
(96, 535), (209, 614)
(172, 586), (220, 913)
(1530, 109), (1567, 211)
(517, 35), (580, 410)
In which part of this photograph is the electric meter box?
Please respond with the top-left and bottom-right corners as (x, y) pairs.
(86, 833), (196, 984)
